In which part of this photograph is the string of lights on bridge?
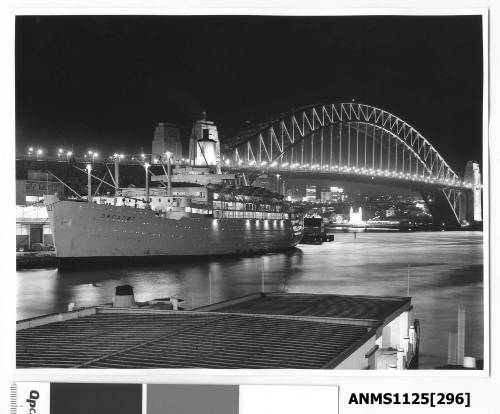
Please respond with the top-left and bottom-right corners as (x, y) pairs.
(19, 145), (478, 190)
(223, 159), (476, 189)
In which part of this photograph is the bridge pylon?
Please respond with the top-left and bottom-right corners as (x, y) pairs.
(463, 160), (483, 224)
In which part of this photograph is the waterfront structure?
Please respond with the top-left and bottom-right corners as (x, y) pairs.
(16, 170), (64, 205)
(151, 122), (182, 163)
(15, 170), (62, 250)
(16, 291), (418, 370)
(349, 207), (363, 225)
(16, 205), (52, 250)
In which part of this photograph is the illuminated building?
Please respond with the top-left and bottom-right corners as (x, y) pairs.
(151, 122), (182, 163)
(303, 185), (317, 202)
(321, 186), (344, 203)
(349, 207), (364, 224)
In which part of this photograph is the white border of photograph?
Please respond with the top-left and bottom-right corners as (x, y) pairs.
(1, 2), (497, 413)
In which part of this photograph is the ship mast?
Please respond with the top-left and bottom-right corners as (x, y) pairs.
(165, 151), (172, 197)
(114, 155), (120, 196)
(86, 164), (92, 203)
(144, 162), (150, 209)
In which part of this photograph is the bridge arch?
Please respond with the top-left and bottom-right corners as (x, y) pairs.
(229, 103), (461, 186)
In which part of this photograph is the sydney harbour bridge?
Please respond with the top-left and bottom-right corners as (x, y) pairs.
(221, 103), (482, 227)
(17, 102), (483, 228)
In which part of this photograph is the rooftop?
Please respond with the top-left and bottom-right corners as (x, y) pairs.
(16, 292), (411, 369)
(196, 292), (411, 322)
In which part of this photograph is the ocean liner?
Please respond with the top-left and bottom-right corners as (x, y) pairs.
(45, 117), (303, 269)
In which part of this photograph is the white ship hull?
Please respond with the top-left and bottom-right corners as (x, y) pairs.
(46, 199), (303, 268)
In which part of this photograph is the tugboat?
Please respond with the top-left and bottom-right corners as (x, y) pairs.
(301, 215), (334, 244)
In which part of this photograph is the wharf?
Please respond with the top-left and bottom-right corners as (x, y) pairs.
(16, 251), (56, 269)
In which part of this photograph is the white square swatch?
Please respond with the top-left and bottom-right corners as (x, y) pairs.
(239, 385), (338, 414)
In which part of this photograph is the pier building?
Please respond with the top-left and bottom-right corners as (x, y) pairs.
(17, 292), (418, 370)
(16, 170), (62, 250)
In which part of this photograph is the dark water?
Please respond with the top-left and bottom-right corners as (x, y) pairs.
(16, 231), (484, 369)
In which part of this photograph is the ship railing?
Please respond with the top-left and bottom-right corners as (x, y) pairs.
(213, 209), (288, 220)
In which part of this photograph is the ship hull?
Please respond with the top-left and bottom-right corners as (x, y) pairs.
(46, 200), (302, 269)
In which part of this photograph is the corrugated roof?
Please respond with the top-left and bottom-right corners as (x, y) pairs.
(197, 292), (410, 321)
(17, 309), (374, 369)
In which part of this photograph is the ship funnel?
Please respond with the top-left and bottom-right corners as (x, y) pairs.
(113, 284), (136, 308)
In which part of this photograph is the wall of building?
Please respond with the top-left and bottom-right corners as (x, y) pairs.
(16, 176), (64, 206)
(16, 205), (52, 250)
(16, 223), (53, 250)
(377, 310), (411, 349)
(16, 180), (27, 205)
(334, 334), (377, 369)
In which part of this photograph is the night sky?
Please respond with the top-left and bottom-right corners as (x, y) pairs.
(15, 15), (483, 173)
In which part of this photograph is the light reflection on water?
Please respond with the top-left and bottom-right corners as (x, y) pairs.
(16, 231), (483, 369)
